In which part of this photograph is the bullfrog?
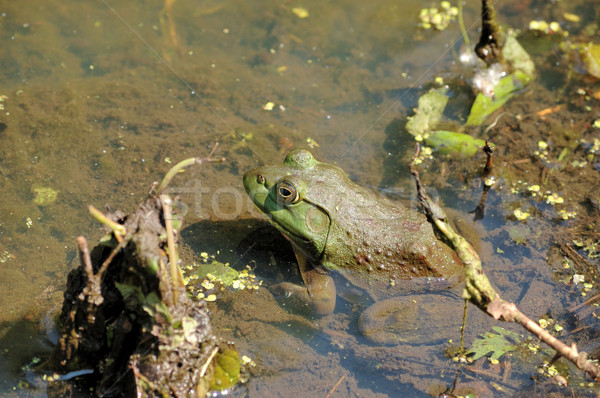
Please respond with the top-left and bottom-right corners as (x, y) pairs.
(243, 149), (464, 344)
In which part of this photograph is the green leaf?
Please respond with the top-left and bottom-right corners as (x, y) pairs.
(141, 292), (172, 323)
(31, 185), (58, 206)
(466, 326), (521, 361)
(503, 34), (536, 78)
(577, 42), (600, 79)
(195, 261), (240, 287)
(211, 347), (240, 390)
(424, 130), (491, 158)
(465, 71), (531, 127)
(406, 87), (449, 137)
(115, 282), (144, 305)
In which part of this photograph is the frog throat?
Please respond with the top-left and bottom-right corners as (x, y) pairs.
(270, 200), (332, 262)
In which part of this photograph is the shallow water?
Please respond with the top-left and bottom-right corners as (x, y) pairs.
(1, 0), (600, 396)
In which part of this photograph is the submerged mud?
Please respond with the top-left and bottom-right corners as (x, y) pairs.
(0, 0), (599, 396)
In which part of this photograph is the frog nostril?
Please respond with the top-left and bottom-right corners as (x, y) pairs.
(257, 174), (265, 184)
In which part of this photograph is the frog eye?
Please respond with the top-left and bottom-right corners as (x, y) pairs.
(276, 180), (299, 204)
(257, 174), (265, 184)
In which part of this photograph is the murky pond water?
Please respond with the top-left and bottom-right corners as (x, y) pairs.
(1, 0), (600, 396)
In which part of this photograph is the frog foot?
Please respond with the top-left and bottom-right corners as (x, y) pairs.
(271, 282), (335, 315)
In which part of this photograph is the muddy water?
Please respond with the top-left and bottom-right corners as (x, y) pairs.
(1, 0), (599, 396)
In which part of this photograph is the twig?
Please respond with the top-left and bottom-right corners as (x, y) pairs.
(77, 236), (94, 278)
(199, 347), (219, 378)
(160, 195), (183, 301)
(475, 0), (503, 65)
(409, 143), (600, 381)
(164, 0), (183, 55)
(569, 292), (600, 313)
(97, 233), (131, 279)
(488, 299), (600, 380)
(470, 142), (493, 221)
(76, 235), (104, 306)
(325, 375), (346, 398)
(483, 141), (494, 175)
(132, 361), (159, 391)
(152, 143), (225, 197)
(457, 0), (470, 48)
(460, 298), (468, 352)
(88, 205), (127, 239)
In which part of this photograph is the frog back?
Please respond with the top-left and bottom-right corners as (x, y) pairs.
(317, 185), (462, 300)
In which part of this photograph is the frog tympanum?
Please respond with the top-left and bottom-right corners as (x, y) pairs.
(243, 149), (463, 345)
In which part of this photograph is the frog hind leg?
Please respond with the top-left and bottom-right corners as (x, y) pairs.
(295, 245), (336, 315)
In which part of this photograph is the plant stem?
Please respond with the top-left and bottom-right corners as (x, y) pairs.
(88, 205), (127, 238)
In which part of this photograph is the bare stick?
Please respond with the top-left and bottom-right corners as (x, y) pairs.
(88, 205), (127, 239)
(152, 143), (225, 197)
(160, 195), (183, 301)
(409, 143), (600, 381)
(77, 236), (94, 278)
(488, 299), (600, 379)
(199, 347), (219, 378)
(97, 234), (131, 279)
(325, 375), (346, 398)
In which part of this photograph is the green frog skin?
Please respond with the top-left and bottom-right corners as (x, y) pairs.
(243, 149), (463, 344)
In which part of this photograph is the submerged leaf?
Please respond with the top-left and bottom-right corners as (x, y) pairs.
(425, 130), (489, 158)
(195, 261), (240, 286)
(32, 185), (58, 206)
(465, 71), (531, 126)
(211, 347), (240, 390)
(466, 326), (521, 361)
(405, 88), (493, 157)
(503, 34), (536, 78)
(406, 87), (449, 137)
(579, 42), (600, 79)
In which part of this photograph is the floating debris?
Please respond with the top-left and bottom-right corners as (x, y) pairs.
(306, 137), (319, 148)
(418, 1), (458, 31)
(513, 209), (530, 221)
(184, 258), (262, 303)
(0, 250), (14, 263)
(528, 20), (567, 36)
(291, 7), (309, 19)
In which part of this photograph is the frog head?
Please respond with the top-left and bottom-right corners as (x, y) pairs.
(243, 149), (344, 262)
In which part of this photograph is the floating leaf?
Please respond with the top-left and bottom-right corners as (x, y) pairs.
(465, 71), (531, 127)
(291, 7), (309, 19)
(466, 326), (521, 361)
(424, 130), (490, 158)
(211, 347), (240, 390)
(405, 87), (449, 137)
(195, 261), (239, 287)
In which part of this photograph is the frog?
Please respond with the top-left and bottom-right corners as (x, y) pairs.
(243, 149), (464, 345)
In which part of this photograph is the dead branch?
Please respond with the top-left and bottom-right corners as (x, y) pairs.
(409, 143), (600, 381)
